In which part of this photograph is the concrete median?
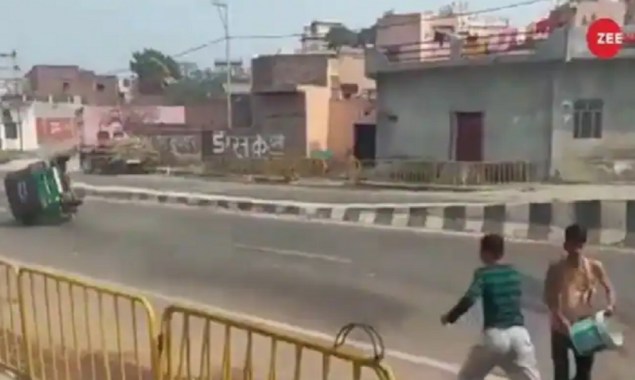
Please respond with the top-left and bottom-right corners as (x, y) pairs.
(72, 183), (635, 248)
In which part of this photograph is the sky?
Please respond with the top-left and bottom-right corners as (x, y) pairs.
(0, 0), (553, 75)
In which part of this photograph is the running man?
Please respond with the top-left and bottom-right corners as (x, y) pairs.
(441, 233), (540, 380)
(544, 224), (616, 380)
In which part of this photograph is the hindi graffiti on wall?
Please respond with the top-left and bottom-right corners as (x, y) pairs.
(211, 130), (285, 158)
(148, 134), (201, 165)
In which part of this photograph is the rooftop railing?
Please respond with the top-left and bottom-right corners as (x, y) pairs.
(378, 29), (548, 63)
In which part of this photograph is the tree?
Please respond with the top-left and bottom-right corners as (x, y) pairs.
(357, 25), (377, 47)
(324, 25), (376, 51)
(325, 26), (358, 51)
(130, 49), (182, 94)
(164, 69), (226, 105)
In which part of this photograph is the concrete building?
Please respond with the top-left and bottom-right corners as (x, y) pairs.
(24, 65), (121, 105)
(375, 6), (510, 62)
(247, 51), (374, 158)
(0, 100), (188, 152)
(299, 20), (345, 53)
(0, 101), (80, 151)
(366, 0), (635, 182)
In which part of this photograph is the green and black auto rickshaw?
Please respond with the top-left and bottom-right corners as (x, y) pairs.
(3, 154), (82, 225)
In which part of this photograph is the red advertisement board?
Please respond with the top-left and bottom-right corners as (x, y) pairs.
(36, 117), (76, 145)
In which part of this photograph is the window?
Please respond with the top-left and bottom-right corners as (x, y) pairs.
(62, 82), (70, 92)
(95, 83), (105, 92)
(4, 123), (17, 139)
(96, 131), (110, 141)
(340, 83), (359, 99)
(573, 99), (603, 139)
(2, 109), (16, 139)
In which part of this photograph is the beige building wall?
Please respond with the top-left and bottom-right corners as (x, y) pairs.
(301, 86), (331, 155)
(375, 12), (457, 61)
(376, 13), (425, 47)
(329, 54), (375, 94)
(327, 98), (372, 159)
(300, 87), (372, 159)
(251, 52), (375, 158)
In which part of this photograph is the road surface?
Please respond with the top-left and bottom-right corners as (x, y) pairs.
(0, 198), (632, 380)
(69, 174), (489, 204)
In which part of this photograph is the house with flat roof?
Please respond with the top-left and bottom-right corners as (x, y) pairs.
(366, 1), (635, 182)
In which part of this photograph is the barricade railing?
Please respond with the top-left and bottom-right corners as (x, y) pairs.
(158, 156), (536, 186)
(351, 159), (536, 185)
(17, 266), (159, 380)
(0, 260), (25, 374)
(379, 29), (546, 63)
(0, 262), (395, 380)
(160, 305), (395, 380)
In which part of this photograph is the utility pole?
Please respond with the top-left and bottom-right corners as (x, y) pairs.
(0, 50), (23, 150)
(212, 0), (232, 129)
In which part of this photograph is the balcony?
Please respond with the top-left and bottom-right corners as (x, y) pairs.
(366, 28), (568, 76)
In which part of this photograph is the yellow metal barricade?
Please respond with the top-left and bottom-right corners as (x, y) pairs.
(0, 260), (25, 374)
(17, 267), (159, 380)
(161, 305), (395, 380)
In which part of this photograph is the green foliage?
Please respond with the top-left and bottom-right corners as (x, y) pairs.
(357, 25), (377, 46)
(164, 69), (226, 105)
(129, 49), (182, 94)
(129, 49), (242, 104)
(325, 26), (358, 51)
(324, 25), (377, 51)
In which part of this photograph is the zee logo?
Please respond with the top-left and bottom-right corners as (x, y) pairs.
(586, 18), (635, 58)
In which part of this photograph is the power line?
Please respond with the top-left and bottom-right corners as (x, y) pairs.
(104, 33), (302, 75)
(105, 0), (549, 74)
(231, 33), (301, 40)
(376, 0), (548, 29)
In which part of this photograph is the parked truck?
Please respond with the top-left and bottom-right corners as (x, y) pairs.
(79, 130), (160, 174)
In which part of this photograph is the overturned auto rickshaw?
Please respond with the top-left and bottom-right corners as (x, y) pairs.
(3, 154), (83, 225)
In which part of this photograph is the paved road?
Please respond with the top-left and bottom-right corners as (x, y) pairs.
(69, 174), (489, 204)
(0, 199), (632, 380)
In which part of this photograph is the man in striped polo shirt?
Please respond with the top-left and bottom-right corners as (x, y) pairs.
(441, 233), (540, 380)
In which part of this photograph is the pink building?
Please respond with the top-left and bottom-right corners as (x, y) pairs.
(76, 105), (185, 146)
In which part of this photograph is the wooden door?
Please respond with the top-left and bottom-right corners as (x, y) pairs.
(454, 112), (484, 162)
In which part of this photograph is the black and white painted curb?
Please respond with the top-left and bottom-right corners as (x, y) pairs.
(73, 184), (635, 248)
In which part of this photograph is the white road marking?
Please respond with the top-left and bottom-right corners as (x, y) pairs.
(0, 255), (504, 380)
(234, 243), (352, 264)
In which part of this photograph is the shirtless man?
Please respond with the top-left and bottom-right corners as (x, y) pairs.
(544, 224), (616, 380)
